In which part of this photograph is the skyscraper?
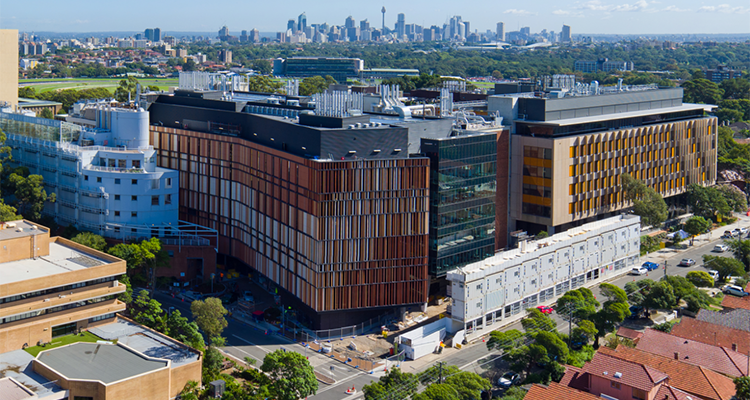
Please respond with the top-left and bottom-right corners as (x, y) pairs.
(287, 19), (297, 32)
(561, 24), (571, 42)
(218, 26), (229, 39)
(0, 30), (18, 108)
(395, 13), (406, 37)
(345, 16), (355, 29)
(496, 22), (505, 41)
(144, 28), (154, 41)
(153, 27), (161, 42)
(298, 12), (307, 33)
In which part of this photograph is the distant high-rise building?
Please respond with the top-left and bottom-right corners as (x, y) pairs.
(144, 28), (154, 41)
(218, 26), (230, 40)
(360, 19), (370, 32)
(298, 12), (307, 33)
(561, 24), (571, 42)
(219, 49), (232, 64)
(154, 27), (161, 42)
(249, 29), (260, 43)
(395, 13), (406, 37)
(496, 22), (505, 41)
(464, 21), (470, 38)
(520, 26), (530, 37)
(0, 29), (18, 109)
(240, 30), (249, 42)
(287, 19), (297, 32)
(345, 16), (355, 29)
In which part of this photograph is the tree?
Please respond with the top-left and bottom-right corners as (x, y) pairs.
(118, 274), (133, 304)
(247, 75), (283, 93)
(253, 59), (272, 75)
(716, 185), (748, 213)
(555, 287), (599, 322)
(687, 184), (732, 221)
(571, 320), (598, 346)
(108, 242), (150, 269)
(443, 372), (491, 400)
(414, 384), (459, 400)
(8, 173), (53, 222)
(420, 364), (460, 385)
(625, 279), (657, 309)
(534, 331), (569, 364)
(521, 308), (556, 336)
(39, 108), (54, 119)
(662, 275), (696, 303)
(363, 368), (419, 400)
(536, 231), (549, 239)
(682, 78), (724, 104)
(114, 76), (140, 102)
(70, 232), (107, 252)
(166, 310), (205, 352)
(684, 216), (711, 245)
(498, 387), (526, 400)
(139, 237), (170, 292)
(191, 297), (228, 342)
(686, 270), (715, 288)
(735, 376), (750, 400)
(599, 283), (629, 304)
(0, 200), (21, 223)
(505, 343), (547, 376)
(621, 174), (667, 227)
(299, 75), (337, 95)
(727, 239), (750, 271)
(644, 281), (678, 310)
(132, 289), (165, 331)
(486, 329), (524, 352)
(703, 255), (746, 282)
(261, 349), (318, 400)
(720, 78), (750, 100)
(591, 285), (630, 348)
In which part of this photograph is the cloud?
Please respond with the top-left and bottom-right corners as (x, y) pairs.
(662, 5), (689, 12)
(577, 0), (650, 12)
(553, 10), (585, 17)
(698, 4), (750, 13)
(73, 20), (89, 24)
(504, 9), (535, 16)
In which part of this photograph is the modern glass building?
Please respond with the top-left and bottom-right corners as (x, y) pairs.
(422, 132), (498, 277)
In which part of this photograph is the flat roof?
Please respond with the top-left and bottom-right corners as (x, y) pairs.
(0, 350), (65, 398)
(18, 98), (63, 107)
(515, 103), (713, 126)
(88, 319), (200, 367)
(0, 241), (114, 286)
(37, 343), (167, 384)
(0, 377), (35, 400)
(0, 220), (47, 242)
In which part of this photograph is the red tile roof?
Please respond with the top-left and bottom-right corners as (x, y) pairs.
(559, 365), (588, 392)
(524, 382), (601, 400)
(599, 346), (736, 400)
(670, 317), (750, 354)
(582, 351), (668, 392)
(655, 384), (705, 400)
(636, 328), (749, 377)
(617, 326), (644, 342)
(720, 284), (750, 310)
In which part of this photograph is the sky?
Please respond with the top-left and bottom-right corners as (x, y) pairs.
(1, 0), (749, 35)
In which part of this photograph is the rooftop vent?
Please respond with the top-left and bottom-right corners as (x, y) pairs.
(614, 372), (622, 378)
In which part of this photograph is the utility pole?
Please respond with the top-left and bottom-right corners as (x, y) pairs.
(438, 361), (444, 383)
(664, 260), (668, 278)
(568, 306), (573, 347)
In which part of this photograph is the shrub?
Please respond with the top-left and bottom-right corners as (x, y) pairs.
(687, 271), (715, 288)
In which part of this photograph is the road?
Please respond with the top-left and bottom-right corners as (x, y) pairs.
(152, 214), (750, 400)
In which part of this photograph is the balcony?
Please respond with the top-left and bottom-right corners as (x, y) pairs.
(83, 166), (145, 174)
(0, 281), (126, 320)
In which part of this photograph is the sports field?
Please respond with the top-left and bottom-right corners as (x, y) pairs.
(19, 78), (178, 94)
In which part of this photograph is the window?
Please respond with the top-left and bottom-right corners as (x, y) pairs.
(115, 178), (121, 184)
(84, 175), (89, 181)
(165, 194), (172, 205)
(151, 196), (159, 206)
(131, 212), (137, 218)
(118, 159), (126, 168)
(131, 179), (137, 185)
(610, 381), (621, 390)
(131, 195), (137, 201)
(132, 160), (141, 168)
(114, 227), (120, 233)
(114, 195), (120, 201)
(114, 211), (120, 217)
(96, 177), (102, 183)
(166, 178), (172, 188)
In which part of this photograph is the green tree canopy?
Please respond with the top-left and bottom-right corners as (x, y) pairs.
(443, 372), (491, 400)
(190, 297), (228, 341)
(534, 331), (569, 364)
(687, 270), (715, 288)
(486, 329), (524, 352)
(735, 376), (750, 400)
(555, 287), (599, 322)
(70, 232), (108, 252)
(684, 216), (711, 245)
(261, 349), (318, 400)
(625, 279), (657, 308)
(8, 173), (53, 222)
(247, 75), (283, 93)
(363, 368), (419, 400)
(703, 255), (746, 282)
(521, 308), (557, 336)
(414, 384), (459, 400)
(114, 76), (140, 102)
(687, 184), (732, 221)
(166, 309), (205, 352)
(682, 78), (724, 104)
(132, 289), (165, 331)
(571, 320), (598, 346)
(298, 75), (337, 95)
(644, 281), (678, 310)
(621, 174), (667, 227)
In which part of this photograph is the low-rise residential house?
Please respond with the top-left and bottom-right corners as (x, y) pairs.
(670, 317), (750, 355)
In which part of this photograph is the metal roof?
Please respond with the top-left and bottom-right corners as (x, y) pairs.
(36, 343), (167, 384)
(515, 103), (714, 127)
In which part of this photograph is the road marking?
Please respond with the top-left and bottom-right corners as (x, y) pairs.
(228, 346), (263, 362)
(232, 334), (270, 353)
(315, 372), (369, 394)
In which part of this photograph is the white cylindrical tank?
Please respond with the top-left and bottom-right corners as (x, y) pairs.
(111, 108), (150, 149)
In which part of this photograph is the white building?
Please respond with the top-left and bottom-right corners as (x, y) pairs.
(447, 215), (640, 334)
(1, 106), (211, 244)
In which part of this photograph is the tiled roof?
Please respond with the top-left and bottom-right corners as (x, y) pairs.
(582, 351), (668, 392)
(636, 328), (749, 377)
(524, 382), (601, 400)
(670, 317), (750, 354)
(721, 293), (750, 311)
(617, 326), (644, 341)
(599, 346), (736, 400)
(697, 308), (750, 332)
(655, 384), (706, 400)
(559, 365), (588, 392)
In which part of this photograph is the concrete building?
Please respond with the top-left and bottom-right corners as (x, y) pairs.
(706, 65), (743, 83)
(447, 215), (641, 334)
(574, 58), (634, 73)
(489, 79), (717, 234)
(277, 57), (364, 83)
(561, 25), (571, 42)
(0, 220), (127, 354)
(496, 22), (505, 41)
(17, 97), (63, 115)
(0, 30), (18, 109)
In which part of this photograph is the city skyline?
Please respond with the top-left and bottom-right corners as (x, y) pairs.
(2, 0), (749, 35)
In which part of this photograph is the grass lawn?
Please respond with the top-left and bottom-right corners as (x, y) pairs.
(24, 331), (108, 357)
(20, 78), (178, 94)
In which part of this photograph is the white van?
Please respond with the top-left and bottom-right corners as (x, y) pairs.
(722, 284), (749, 297)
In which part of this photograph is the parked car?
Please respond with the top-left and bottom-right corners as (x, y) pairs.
(737, 227), (749, 235)
(722, 284), (750, 297)
(642, 261), (659, 271)
(678, 259), (696, 267)
(723, 230), (738, 239)
(708, 270), (719, 280)
(498, 372), (521, 388)
(713, 244), (729, 253)
(536, 305), (554, 314)
(242, 290), (254, 303)
(630, 266), (648, 275)
(627, 305), (645, 319)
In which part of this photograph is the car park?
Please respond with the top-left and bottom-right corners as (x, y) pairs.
(498, 372), (521, 388)
(536, 305), (554, 314)
(713, 244), (729, 253)
(642, 262), (659, 271)
(678, 259), (695, 267)
(722, 284), (750, 297)
(630, 266), (648, 275)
